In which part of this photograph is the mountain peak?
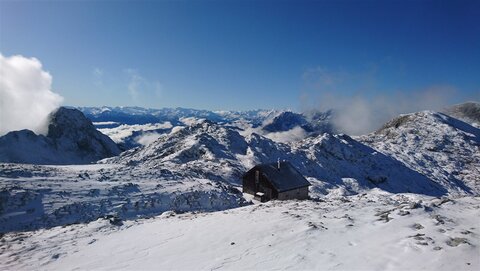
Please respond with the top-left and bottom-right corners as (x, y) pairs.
(0, 107), (120, 164)
(47, 107), (96, 139)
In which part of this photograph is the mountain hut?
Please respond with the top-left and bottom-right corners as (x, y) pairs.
(242, 161), (310, 202)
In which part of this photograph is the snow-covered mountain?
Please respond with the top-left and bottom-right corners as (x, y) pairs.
(262, 111), (314, 132)
(79, 106), (336, 148)
(1, 105), (479, 236)
(304, 109), (336, 133)
(1, 105), (480, 271)
(359, 111), (480, 195)
(78, 106), (280, 127)
(106, 119), (450, 197)
(0, 107), (120, 164)
(78, 106), (284, 148)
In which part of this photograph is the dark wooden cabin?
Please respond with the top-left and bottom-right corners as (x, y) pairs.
(242, 161), (311, 202)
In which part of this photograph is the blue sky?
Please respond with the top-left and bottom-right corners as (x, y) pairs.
(1, 0), (479, 110)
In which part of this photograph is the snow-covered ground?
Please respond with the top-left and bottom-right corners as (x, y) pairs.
(1, 105), (479, 270)
(1, 191), (478, 270)
(0, 163), (245, 233)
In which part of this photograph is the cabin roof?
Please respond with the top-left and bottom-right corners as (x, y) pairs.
(247, 161), (311, 192)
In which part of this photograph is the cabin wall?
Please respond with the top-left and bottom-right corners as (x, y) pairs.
(277, 187), (309, 200)
(242, 169), (277, 199)
(242, 170), (257, 195)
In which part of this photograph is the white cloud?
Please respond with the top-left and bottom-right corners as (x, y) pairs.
(135, 132), (162, 146)
(180, 117), (206, 126)
(99, 122), (172, 143)
(305, 84), (458, 135)
(301, 65), (466, 135)
(0, 53), (63, 136)
(236, 122), (308, 143)
(263, 126), (308, 143)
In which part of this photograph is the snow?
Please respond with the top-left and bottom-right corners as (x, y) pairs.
(107, 119), (457, 198)
(1, 105), (480, 270)
(1, 193), (478, 270)
(81, 106), (334, 144)
(359, 111), (480, 195)
(0, 163), (246, 233)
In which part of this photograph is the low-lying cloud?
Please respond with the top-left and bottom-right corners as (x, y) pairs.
(0, 53), (63, 136)
(135, 132), (162, 146)
(98, 122), (173, 143)
(307, 86), (458, 136)
(263, 126), (308, 143)
(301, 65), (470, 135)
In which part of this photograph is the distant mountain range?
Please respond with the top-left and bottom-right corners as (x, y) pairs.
(76, 106), (336, 149)
(77, 106), (280, 127)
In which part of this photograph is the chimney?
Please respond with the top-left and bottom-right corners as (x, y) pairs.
(277, 158), (280, 169)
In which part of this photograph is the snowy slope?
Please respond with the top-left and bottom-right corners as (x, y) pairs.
(1, 107), (480, 271)
(290, 134), (446, 196)
(360, 111), (480, 195)
(1, 109), (478, 235)
(104, 120), (251, 183)
(2, 191), (478, 270)
(106, 120), (449, 196)
(0, 163), (246, 233)
(0, 107), (120, 164)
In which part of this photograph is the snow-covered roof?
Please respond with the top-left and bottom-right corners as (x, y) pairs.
(248, 161), (311, 192)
